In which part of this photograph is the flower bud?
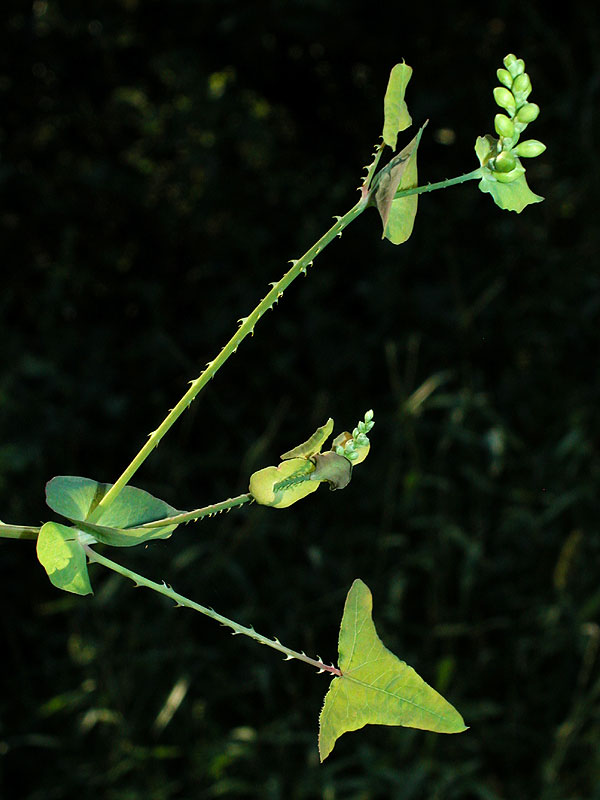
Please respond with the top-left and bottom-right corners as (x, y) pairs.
(503, 53), (517, 69)
(494, 163), (525, 183)
(512, 73), (532, 96)
(508, 58), (525, 78)
(492, 151), (517, 173)
(493, 87), (516, 113)
(516, 102), (540, 123)
(494, 113), (515, 138)
(496, 68), (513, 89)
(513, 139), (546, 158)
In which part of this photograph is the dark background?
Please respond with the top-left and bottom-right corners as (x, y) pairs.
(1, 1), (598, 798)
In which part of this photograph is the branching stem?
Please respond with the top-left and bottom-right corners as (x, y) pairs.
(72, 169), (482, 524)
(87, 198), (369, 522)
(83, 544), (341, 676)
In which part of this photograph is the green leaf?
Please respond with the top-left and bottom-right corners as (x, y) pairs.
(280, 418), (334, 460)
(375, 125), (425, 245)
(45, 475), (182, 547)
(36, 522), (93, 595)
(318, 579), (467, 761)
(475, 135), (543, 213)
(249, 458), (319, 509)
(382, 62), (413, 151)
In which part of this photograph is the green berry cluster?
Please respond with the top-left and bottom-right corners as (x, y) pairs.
(335, 410), (374, 463)
(487, 54), (546, 183)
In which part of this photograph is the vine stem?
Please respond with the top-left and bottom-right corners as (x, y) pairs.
(78, 168), (483, 524)
(87, 197), (369, 523)
(394, 168), (482, 199)
(361, 141), (385, 200)
(82, 544), (341, 676)
(0, 524), (40, 540)
(132, 493), (253, 529)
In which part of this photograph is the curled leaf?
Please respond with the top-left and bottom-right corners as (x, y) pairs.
(249, 458), (318, 509)
(310, 452), (352, 490)
(375, 125), (425, 244)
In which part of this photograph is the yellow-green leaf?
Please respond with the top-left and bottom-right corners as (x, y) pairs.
(382, 62), (413, 151)
(318, 579), (467, 761)
(37, 522), (93, 596)
(280, 418), (334, 460)
(249, 458), (319, 508)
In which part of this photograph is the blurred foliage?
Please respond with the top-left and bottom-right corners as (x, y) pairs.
(1, 1), (599, 798)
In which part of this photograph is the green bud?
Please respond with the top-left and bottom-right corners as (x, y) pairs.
(494, 113), (515, 138)
(492, 150), (517, 173)
(496, 68), (513, 89)
(516, 102), (540, 123)
(494, 163), (526, 183)
(513, 139), (546, 158)
(493, 86), (516, 114)
(364, 409), (374, 423)
(507, 58), (525, 78)
(503, 53), (517, 69)
(512, 73), (532, 97)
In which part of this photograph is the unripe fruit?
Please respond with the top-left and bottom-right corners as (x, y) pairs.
(492, 151), (517, 173)
(512, 73), (532, 96)
(493, 87), (516, 113)
(513, 139), (546, 158)
(494, 113), (515, 138)
(516, 102), (540, 123)
(496, 68), (512, 89)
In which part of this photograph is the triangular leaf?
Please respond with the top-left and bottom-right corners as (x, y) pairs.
(382, 62), (413, 150)
(318, 579), (467, 761)
(475, 135), (543, 213)
(375, 125), (425, 245)
(37, 521), (93, 595)
(45, 476), (183, 547)
(280, 418), (334, 460)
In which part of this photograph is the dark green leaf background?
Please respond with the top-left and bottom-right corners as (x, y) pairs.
(1, 2), (597, 798)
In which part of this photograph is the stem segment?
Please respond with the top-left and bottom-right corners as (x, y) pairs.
(0, 524), (40, 541)
(133, 493), (253, 529)
(83, 544), (341, 676)
(394, 168), (482, 199)
(88, 198), (368, 522)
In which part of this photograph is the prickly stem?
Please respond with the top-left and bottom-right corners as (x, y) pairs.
(83, 544), (341, 675)
(86, 197), (368, 522)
